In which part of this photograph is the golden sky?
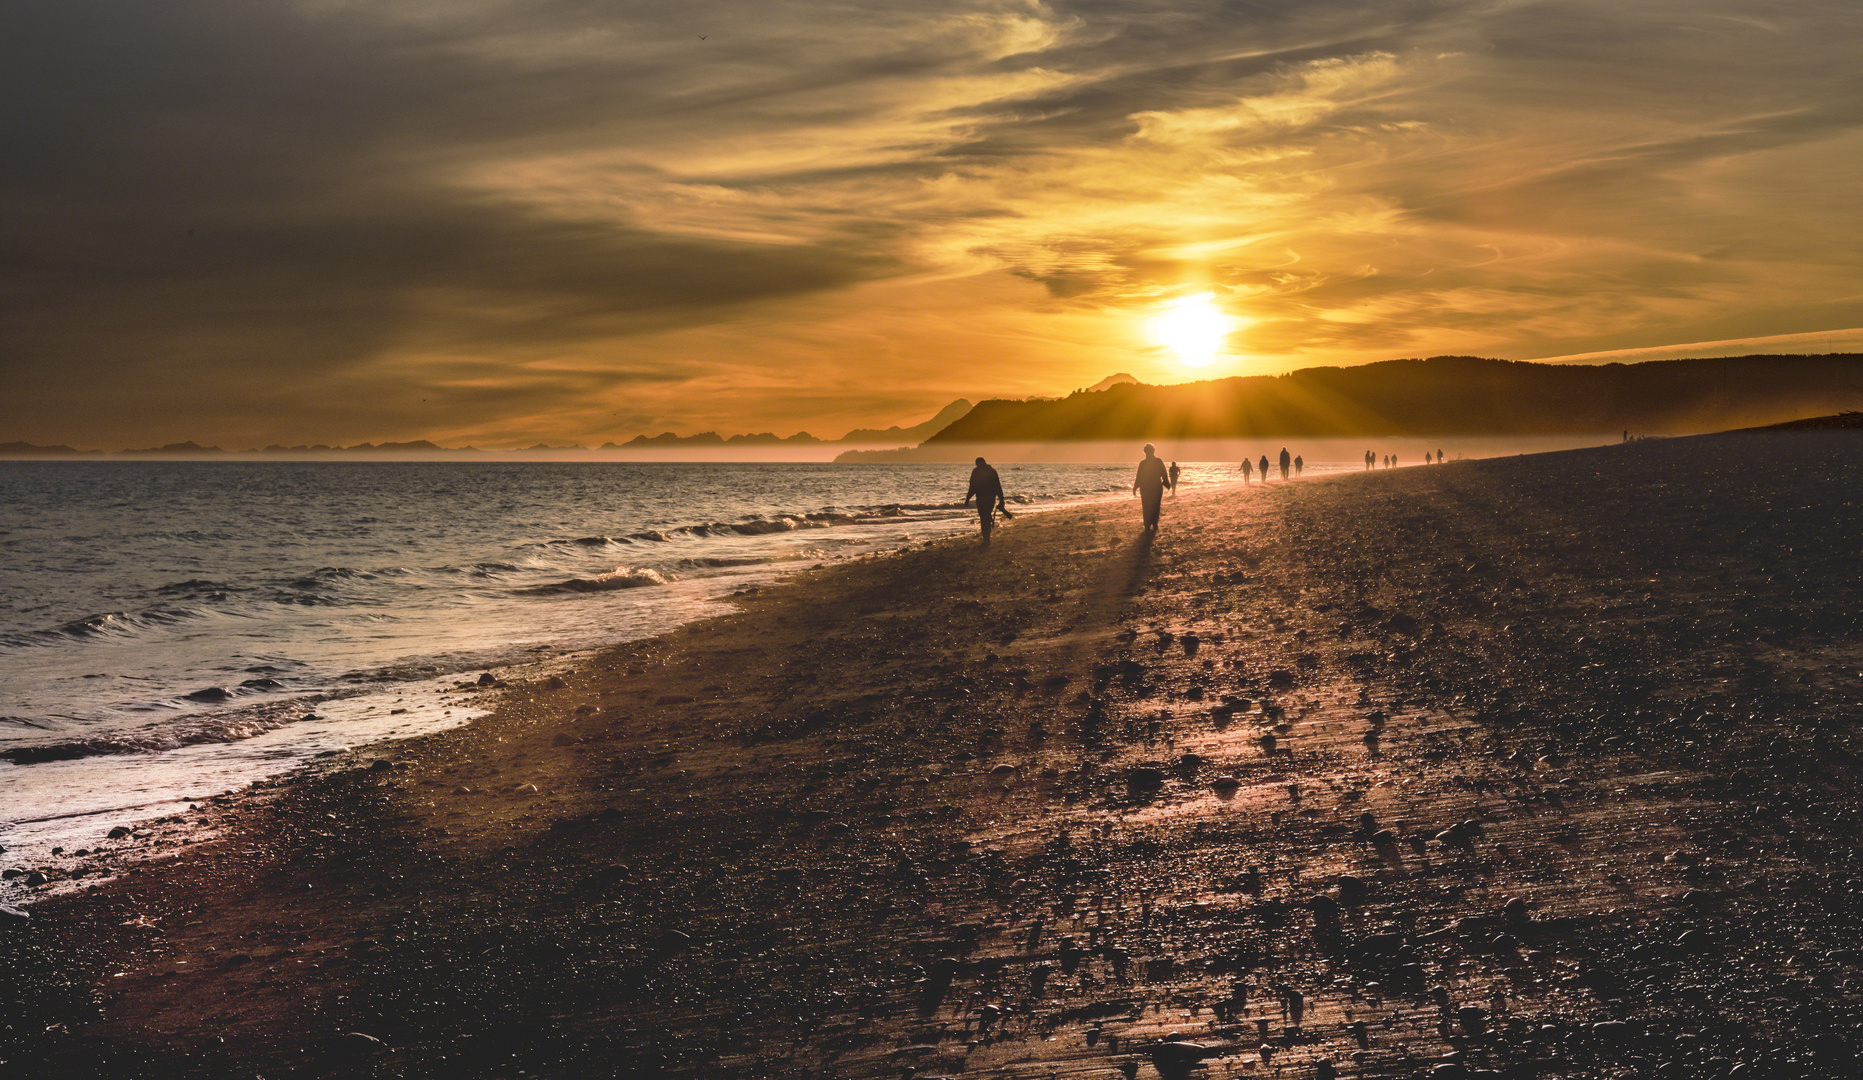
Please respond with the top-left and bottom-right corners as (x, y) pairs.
(5, 0), (1863, 449)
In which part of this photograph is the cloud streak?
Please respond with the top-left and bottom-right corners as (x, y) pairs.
(3, 0), (1861, 447)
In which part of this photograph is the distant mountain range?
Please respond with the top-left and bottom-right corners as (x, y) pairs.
(0, 401), (976, 458)
(609, 398), (974, 450)
(6, 356), (1860, 459)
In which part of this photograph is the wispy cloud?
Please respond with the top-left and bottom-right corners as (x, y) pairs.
(3, 0), (1860, 447)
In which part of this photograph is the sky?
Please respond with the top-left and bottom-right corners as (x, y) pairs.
(4, 0), (1862, 450)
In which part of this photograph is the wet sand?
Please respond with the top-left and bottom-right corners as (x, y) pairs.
(5, 430), (1863, 1079)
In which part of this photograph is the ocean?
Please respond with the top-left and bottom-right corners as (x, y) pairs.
(1, 458), (1283, 877)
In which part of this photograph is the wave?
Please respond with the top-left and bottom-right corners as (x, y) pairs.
(0, 707), (307, 765)
(626, 518), (828, 541)
(1, 714), (66, 731)
(154, 578), (235, 595)
(516, 567), (671, 595)
(0, 607), (216, 648)
(618, 507), (963, 544)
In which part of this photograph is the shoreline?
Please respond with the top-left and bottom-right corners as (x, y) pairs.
(0, 466), (1177, 873)
(5, 430), (1862, 1078)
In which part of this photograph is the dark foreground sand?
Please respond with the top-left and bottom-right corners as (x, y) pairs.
(5, 431), (1862, 1079)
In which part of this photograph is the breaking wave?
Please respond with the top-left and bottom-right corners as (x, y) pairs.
(517, 567), (672, 595)
(0, 707), (308, 765)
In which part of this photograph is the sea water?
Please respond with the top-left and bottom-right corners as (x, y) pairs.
(3, 459), (1293, 881)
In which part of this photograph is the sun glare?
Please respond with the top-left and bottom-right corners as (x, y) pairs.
(1150, 293), (1233, 367)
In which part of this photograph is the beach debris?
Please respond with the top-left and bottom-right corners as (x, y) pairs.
(1140, 1036), (1214, 1078)
(0, 903), (28, 924)
(1126, 766), (1166, 799)
(183, 687), (232, 703)
(1338, 874), (1368, 907)
(1029, 962), (1054, 994)
(476, 672), (497, 686)
(1309, 893), (1342, 934)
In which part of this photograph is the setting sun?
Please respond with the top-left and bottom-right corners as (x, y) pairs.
(1150, 293), (1234, 367)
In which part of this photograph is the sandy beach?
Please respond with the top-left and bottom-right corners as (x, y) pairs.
(6, 430), (1863, 1079)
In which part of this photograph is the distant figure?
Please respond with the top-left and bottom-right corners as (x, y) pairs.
(1258, 453), (1270, 481)
(1278, 447), (1290, 480)
(1437, 447), (1443, 462)
(964, 456), (1008, 544)
(1364, 449), (1374, 471)
(1424, 451), (1432, 465)
(1293, 454), (1303, 477)
(1168, 461), (1181, 494)
(1392, 453), (1398, 467)
(1133, 444), (1169, 531)
(1242, 458), (1253, 482)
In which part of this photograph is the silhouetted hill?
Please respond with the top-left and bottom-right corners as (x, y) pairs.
(926, 355), (1863, 442)
(1738, 410), (1863, 431)
(120, 441), (229, 455)
(0, 441), (100, 457)
(837, 399), (972, 444)
(610, 399), (973, 451)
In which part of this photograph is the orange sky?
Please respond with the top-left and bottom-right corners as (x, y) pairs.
(4, 1), (1863, 450)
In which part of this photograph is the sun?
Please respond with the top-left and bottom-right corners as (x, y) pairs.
(1149, 293), (1234, 367)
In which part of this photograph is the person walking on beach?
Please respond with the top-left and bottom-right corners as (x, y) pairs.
(1259, 453), (1270, 481)
(1365, 449), (1374, 471)
(964, 456), (1009, 543)
(1293, 454), (1303, 477)
(1168, 461), (1181, 494)
(1133, 444), (1169, 532)
(1278, 447), (1291, 480)
(1241, 458), (1253, 482)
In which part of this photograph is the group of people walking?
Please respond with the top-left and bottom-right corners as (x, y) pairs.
(1364, 448), (1445, 468)
(969, 442), (1449, 542)
(1238, 447), (1300, 483)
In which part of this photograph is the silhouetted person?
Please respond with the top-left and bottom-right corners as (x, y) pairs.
(1168, 461), (1181, 493)
(1259, 454), (1270, 481)
(1437, 447), (1444, 462)
(1133, 444), (1169, 532)
(1364, 449), (1373, 470)
(1241, 458), (1253, 482)
(964, 456), (1008, 543)
(1424, 451), (1432, 465)
(1293, 454), (1303, 477)
(1278, 447), (1290, 480)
